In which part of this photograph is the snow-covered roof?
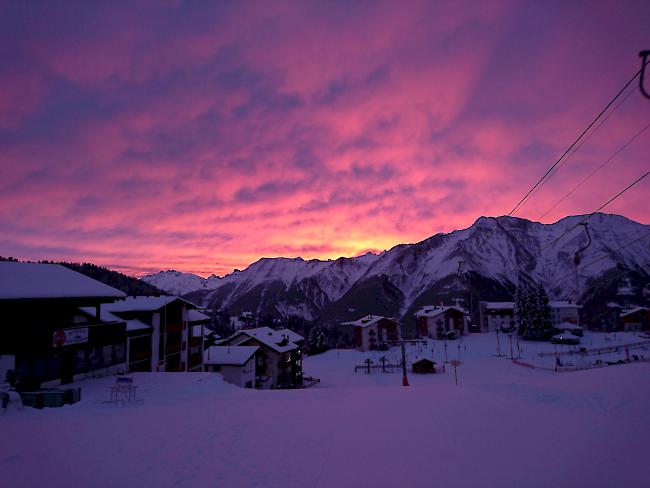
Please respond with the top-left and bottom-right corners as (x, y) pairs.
(620, 306), (648, 318)
(204, 346), (258, 366)
(126, 319), (151, 332)
(275, 328), (304, 342)
(102, 295), (198, 312)
(341, 315), (395, 328)
(483, 301), (515, 310)
(79, 306), (151, 332)
(554, 321), (582, 330)
(552, 332), (579, 340)
(204, 328), (221, 339)
(188, 309), (211, 323)
(549, 301), (581, 309)
(228, 327), (300, 353)
(0, 262), (126, 300)
(415, 305), (468, 318)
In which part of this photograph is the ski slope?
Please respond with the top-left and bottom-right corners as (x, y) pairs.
(1, 332), (649, 488)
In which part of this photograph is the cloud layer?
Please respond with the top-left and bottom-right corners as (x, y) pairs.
(1, 1), (649, 276)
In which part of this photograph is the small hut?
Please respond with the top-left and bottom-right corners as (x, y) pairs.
(412, 358), (436, 374)
(550, 332), (580, 345)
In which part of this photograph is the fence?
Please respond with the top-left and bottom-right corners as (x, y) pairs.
(537, 340), (650, 357)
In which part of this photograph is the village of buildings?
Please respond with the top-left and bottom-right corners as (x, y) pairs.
(1, 260), (649, 406)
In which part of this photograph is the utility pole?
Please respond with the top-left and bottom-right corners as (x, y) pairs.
(450, 359), (462, 386)
(379, 356), (388, 373)
(444, 341), (448, 363)
(495, 328), (504, 357)
(401, 342), (409, 386)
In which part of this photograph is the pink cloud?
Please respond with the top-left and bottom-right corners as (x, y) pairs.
(0, 1), (648, 276)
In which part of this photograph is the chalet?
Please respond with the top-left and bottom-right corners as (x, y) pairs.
(341, 315), (402, 351)
(0, 262), (127, 388)
(553, 321), (583, 337)
(549, 301), (581, 327)
(618, 307), (649, 331)
(479, 300), (581, 332)
(479, 301), (516, 332)
(220, 327), (304, 389)
(412, 358), (437, 374)
(415, 306), (468, 338)
(81, 296), (204, 373)
(203, 346), (258, 388)
(230, 311), (256, 330)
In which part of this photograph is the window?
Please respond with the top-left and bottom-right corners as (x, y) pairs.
(114, 343), (126, 363)
(103, 345), (113, 366)
(88, 346), (102, 368)
(74, 350), (87, 374)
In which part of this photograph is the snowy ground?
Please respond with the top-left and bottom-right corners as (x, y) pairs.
(2, 332), (650, 487)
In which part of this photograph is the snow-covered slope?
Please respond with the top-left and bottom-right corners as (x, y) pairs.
(149, 213), (650, 323)
(141, 270), (221, 295)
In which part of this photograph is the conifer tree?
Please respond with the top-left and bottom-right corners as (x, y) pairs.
(515, 283), (532, 336)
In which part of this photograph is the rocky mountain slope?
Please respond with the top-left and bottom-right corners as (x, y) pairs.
(143, 213), (650, 328)
(142, 270), (221, 296)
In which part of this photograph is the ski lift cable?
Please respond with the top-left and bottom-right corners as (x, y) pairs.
(538, 120), (650, 220)
(517, 83), (639, 214)
(508, 58), (650, 217)
(553, 231), (650, 286)
(473, 63), (647, 282)
(540, 170), (650, 252)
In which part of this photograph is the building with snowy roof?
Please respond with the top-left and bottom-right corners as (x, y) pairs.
(220, 327), (304, 389)
(479, 300), (581, 332)
(218, 327), (304, 389)
(415, 305), (468, 338)
(80, 295), (204, 373)
(0, 262), (128, 388)
(548, 301), (581, 327)
(552, 321), (583, 336)
(203, 346), (258, 388)
(618, 307), (649, 332)
(479, 301), (516, 332)
(341, 315), (402, 351)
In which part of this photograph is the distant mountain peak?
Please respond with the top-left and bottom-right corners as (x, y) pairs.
(142, 213), (650, 328)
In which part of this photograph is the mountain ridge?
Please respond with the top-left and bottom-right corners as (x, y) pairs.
(142, 213), (650, 328)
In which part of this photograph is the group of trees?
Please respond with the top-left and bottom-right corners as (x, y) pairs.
(1, 256), (166, 296)
(514, 282), (553, 340)
(207, 308), (339, 355)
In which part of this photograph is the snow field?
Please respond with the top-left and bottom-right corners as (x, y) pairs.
(1, 332), (649, 488)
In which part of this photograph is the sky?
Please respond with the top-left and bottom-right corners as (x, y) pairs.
(0, 0), (649, 277)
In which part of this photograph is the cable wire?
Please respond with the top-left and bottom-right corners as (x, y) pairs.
(541, 171), (650, 252)
(538, 120), (650, 220)
(553, 231), (650, 286)
(519, 85), (639, 211)
(508, 59), (650, 217)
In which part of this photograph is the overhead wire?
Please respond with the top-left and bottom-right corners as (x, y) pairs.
(540, 171), (650, 252)
(519, 85), (639, 213)
(552, 231), (650, 287)
(538, 118), (650, 220)
(508, 58), (650, 217)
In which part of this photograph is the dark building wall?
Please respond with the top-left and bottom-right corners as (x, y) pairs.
(1, 298), (127, 387)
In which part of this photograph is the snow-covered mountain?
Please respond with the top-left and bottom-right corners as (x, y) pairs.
(141, 270), (221, 295)
(147, 213), (650, 327)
